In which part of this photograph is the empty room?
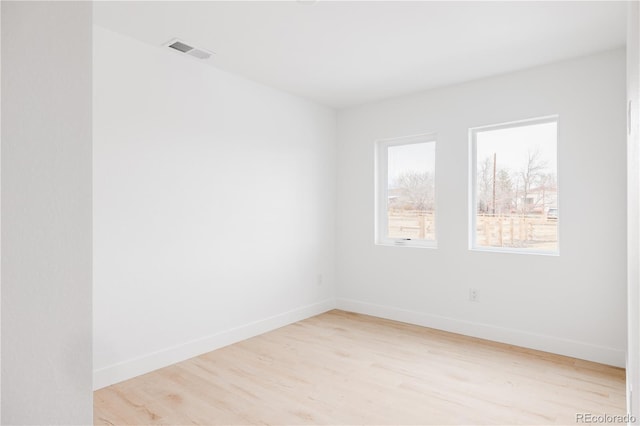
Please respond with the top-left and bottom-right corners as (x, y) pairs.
(2, 1), (640, 425)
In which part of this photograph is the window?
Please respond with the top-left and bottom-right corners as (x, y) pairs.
(470, 116), (558, 254)
(376, 134), (436, 247)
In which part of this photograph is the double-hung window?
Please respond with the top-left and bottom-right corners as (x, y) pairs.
(376, 134), (436, 247)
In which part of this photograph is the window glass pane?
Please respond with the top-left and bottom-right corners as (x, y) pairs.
(387, 141), (436, 240)
(473, 119), (558, 252)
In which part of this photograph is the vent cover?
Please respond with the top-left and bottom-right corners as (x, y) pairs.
(164, 38), (214, 61)
(168, 40), (193, 53)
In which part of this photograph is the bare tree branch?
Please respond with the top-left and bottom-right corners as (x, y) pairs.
(393, 171), (435, 211)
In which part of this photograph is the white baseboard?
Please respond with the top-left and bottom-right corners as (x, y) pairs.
(93, 298), (336, 390)
(336, 298), (625, 368)
(94, 296), (624, 390)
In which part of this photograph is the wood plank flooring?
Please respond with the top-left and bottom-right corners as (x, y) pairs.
(94, 310), (626, 425)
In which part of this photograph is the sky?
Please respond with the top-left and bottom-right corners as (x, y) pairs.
(385, 120), (557, 186)
(388, 141), (435, 184)
(475, 120), (557, 175)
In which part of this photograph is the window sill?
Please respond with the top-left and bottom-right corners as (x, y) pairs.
(376, 240), (437, 249)
(470, 246), (559, 256)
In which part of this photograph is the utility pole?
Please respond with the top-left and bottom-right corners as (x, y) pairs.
(492, 152), (497, 215)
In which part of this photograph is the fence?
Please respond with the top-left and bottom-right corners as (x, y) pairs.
(387, 210), (558, 250)
(476, 213), (557, 250)
(388, 210), (435, 240)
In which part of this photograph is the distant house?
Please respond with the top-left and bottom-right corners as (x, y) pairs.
(388, 187), (402, 206)
(522, 185), (558, 214)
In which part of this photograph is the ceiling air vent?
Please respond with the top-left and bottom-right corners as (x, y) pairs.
(164, 38), (214, 61)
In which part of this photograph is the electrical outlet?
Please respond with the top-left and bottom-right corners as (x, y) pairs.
(469, 288), (479, 302)
(316, 274), (323, 286)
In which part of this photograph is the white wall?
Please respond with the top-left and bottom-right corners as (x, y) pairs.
(93, 27), (336, 388)
(1, 2), (93, 424)
(336, 49), (627, 367)
(628, 1), (640, 420)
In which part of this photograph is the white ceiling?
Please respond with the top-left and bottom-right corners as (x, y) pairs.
(94, 1), (627, 109)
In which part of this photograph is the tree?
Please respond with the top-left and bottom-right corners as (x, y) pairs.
(394, 171), (435, 211)
(495, 168), (514, 214)
(536, 172), (557, 212)
(477, 156), (494, 213)
(518, 149), (548, 214)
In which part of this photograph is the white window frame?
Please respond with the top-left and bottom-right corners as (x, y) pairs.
(469, 115), (559, 256)
(375, 133), (437, 248)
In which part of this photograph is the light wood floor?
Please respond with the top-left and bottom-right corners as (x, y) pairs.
(94, 310), (625, 425)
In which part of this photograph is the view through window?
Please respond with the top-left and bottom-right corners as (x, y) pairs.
(377, 136), (436, 246)
(471, 117), (558, 253)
